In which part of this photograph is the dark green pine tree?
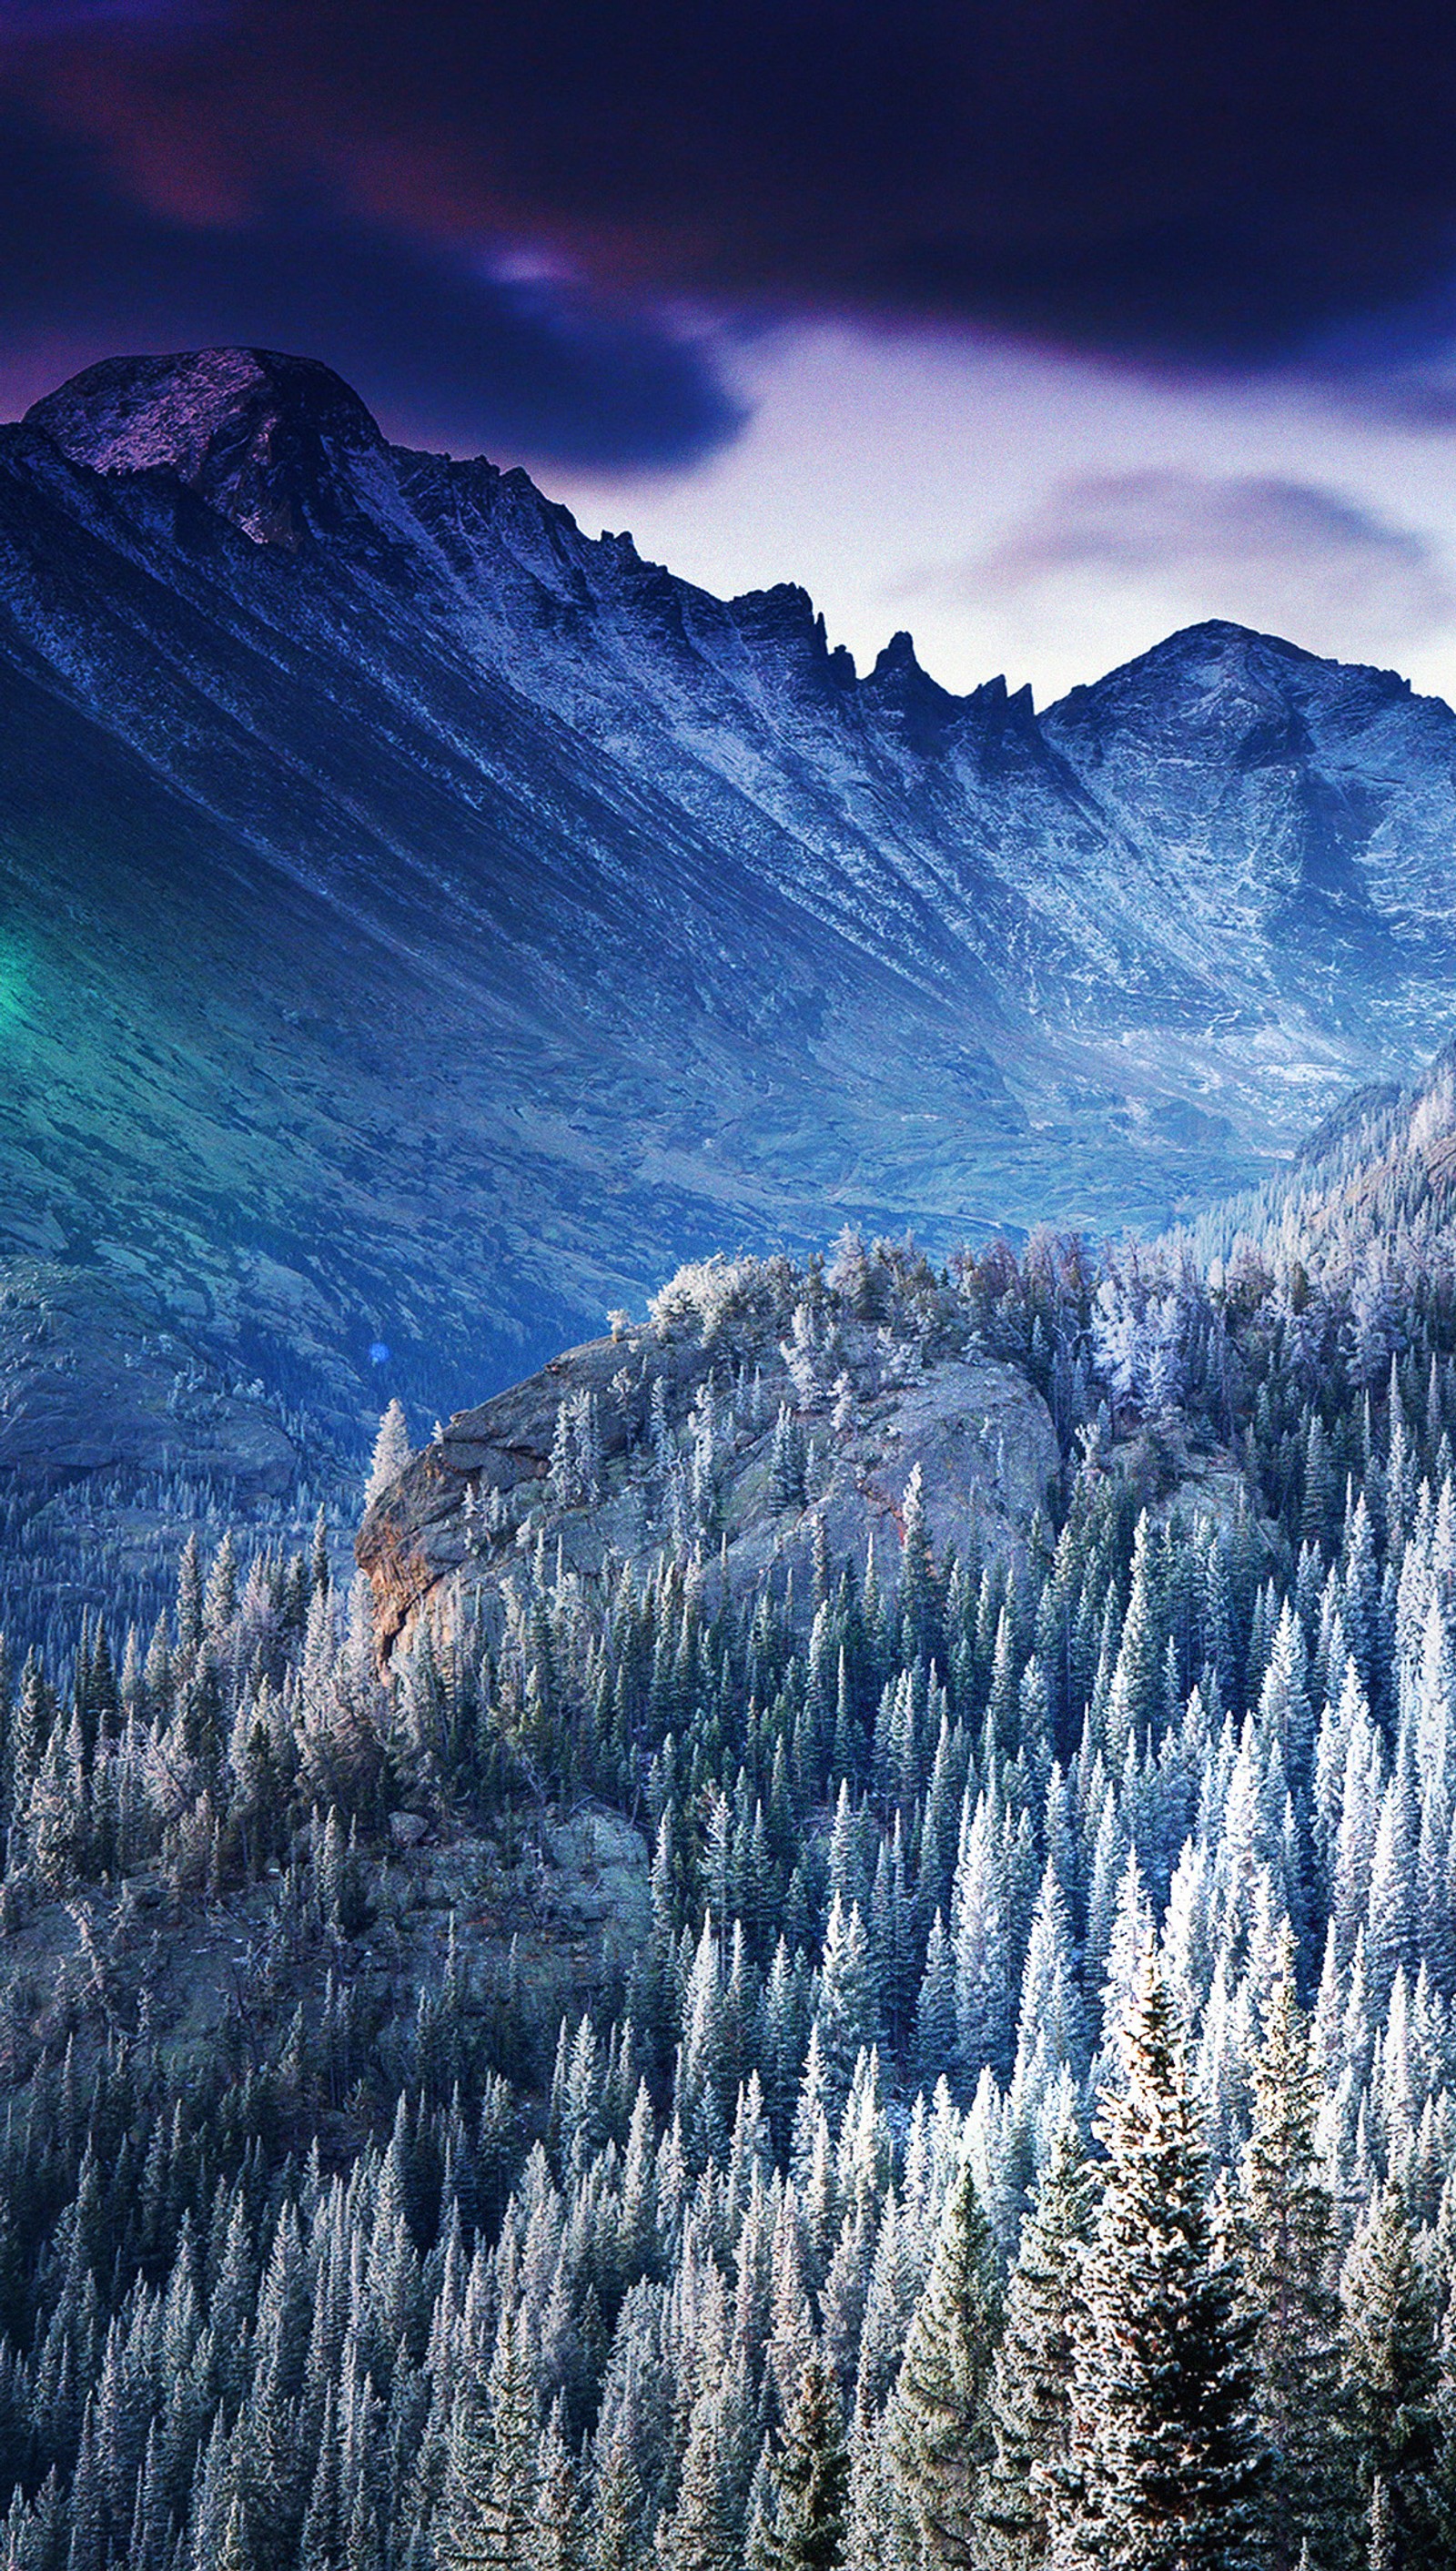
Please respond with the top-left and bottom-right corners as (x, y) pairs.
(770, 1408), (808, 1515)
(435, 2310), (539, 2571)
(656, 2374), (744, 2571)
(1366, 2476), (1395, 2571)
(217, 2492), (254, 2571)
(1236, 1940), (1353, 2571)
(981, 2110), (1096, 2568)
(1340, 2180), (1447, 2570)
(1067, 1948), (1266, 2571)
(885, 2160), (1003, 2568)
(175, 1531), (204, 1664)
(591, 2422), (647, 2571)
(765, 2345), (849, 2571)
(814, 1894), (878, 2109)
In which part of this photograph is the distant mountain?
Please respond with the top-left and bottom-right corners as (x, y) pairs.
(5, 344), (1456, 1450)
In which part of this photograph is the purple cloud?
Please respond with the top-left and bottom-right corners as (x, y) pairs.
(959, 472), (1455, 653)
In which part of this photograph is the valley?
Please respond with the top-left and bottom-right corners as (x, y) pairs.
(4, 349), (1456, 1469)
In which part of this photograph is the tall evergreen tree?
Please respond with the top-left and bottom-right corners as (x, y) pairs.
(885, 2161), (1002, 2568)
(1340, 2181), (1447, 2570)
(764, 2347), (848, 2571)
(656, 2373), (747, 2571)
(815, 1895), (878, 2110)
(435, 2309), (539, 2571)
(982, 2112), (1095, 2569)
(534, 2405), (586, 2571)
(364, 1400), (412, 1510)
(1235, 1938), (1352, 2571)
(1063, 1949), (1265, 2571)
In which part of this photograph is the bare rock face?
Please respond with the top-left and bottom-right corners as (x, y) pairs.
(0, 1261), (299, 1499)
(15, 1802), (649, 2099)
(25, 348), (392, 547)
(358, 1313), (1059, 1657)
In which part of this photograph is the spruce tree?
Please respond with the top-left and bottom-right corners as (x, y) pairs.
(982, 2111), (1095, 2568)
(656, 2374), (744, 2571)
(1366, 2477), (1394, 2571)
(915, 1911), (959, 2092)
(814, 1896), (878, 2109)
(1236, 1939), (1353, 2570)
(534, 2404), (586, 2571)
(1340, 2181), (1446, 2569)
(364, 1399), (412, 1509)
(592, 2423), (647, 2571)
(1065, 1948), (1265, 2571)
(764, 2346), (849, 2571)
(770, 1410), (808, 1516)
(436, 2309), (539, 2571)
(885, 2160), (1002, 2567)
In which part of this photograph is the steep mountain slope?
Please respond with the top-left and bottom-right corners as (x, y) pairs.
(1044, 625), (1456, 1046)
(1178, 1031), (1456, 1290)
(5, 346), (1456, 1449)
(357, 1250), (1063, 1659)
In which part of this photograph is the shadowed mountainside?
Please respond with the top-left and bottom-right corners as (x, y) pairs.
(6, 347), (1456, 1455)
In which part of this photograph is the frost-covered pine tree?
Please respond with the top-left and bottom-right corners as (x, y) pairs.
(885, 2160), (1002, 2567)
(764, 2346), (848, 2571)
(981, 2109), (1095, 2569)
(436, 2307), (539, 2570)
(814, 1895), (878, 2110)
(1063, 1949), (1265, 2571)
(1235, 1936), (1352, 2570)
(1340, 2180), (1446, 2568)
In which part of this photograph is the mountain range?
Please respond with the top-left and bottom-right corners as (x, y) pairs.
(5, 343), (1456, 1456)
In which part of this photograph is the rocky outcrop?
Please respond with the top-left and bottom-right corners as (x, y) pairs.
(25, 348), (392, 549)
(358, 1311), (1060, 1657)
(4, 1801), (649, 2100)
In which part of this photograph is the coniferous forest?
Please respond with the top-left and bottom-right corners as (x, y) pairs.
(5, 1065), (1456, 2569)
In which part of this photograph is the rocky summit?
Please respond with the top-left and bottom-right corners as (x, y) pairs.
(354, 1237), (1216, 1664)
(5, 346), (1456, 1459)
(359, 1315), (1061, 1657)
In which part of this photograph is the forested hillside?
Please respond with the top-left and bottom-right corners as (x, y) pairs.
(4, 1060), (1456, 2564)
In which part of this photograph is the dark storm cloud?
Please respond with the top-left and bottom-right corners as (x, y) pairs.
(6, 0), (1456, 451)
(0, 3), (198, 25)
(0, 109), (743, 466)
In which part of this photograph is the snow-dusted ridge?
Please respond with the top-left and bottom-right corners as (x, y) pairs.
(3, 346), (1456, 1443)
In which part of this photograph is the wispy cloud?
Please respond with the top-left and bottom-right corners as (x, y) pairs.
(918, 471), (1456, 659)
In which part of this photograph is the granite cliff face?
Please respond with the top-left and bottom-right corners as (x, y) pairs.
(357, 1285), (1061, 1659)
(5, 348), (1456, 1453)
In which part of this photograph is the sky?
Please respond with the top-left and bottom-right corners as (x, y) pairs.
(8, 0), (1456, 703)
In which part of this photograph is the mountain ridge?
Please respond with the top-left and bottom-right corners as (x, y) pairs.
(5, 346), (1456, 1465)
